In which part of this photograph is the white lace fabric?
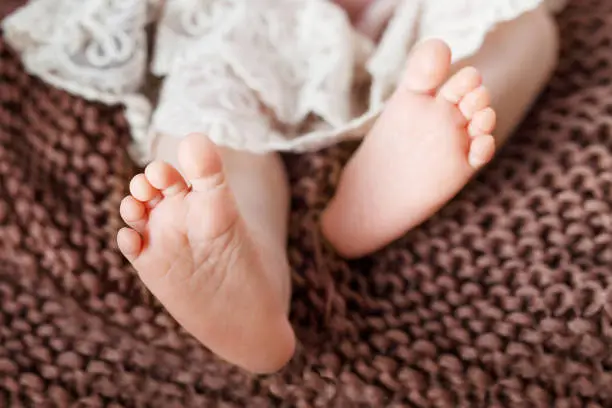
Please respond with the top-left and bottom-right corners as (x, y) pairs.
(3, 0), (153, 155)
(3, 0), (556, 160)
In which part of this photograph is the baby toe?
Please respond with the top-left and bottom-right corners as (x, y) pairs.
(117, 227), (143, 263)
(468, 107), (497, 138)
(468, 134), (496, 169)
(120, 195), (148, 232)
(129, 173), (160, 203)
(144, 161), (188, 197)
(400, 39), (451, 95)
(438, 66), (482, 104)
(178, 134), (225, 192)
(458, 86), (491, 121)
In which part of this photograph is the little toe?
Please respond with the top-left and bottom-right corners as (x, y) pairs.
(438, 66), (482, 104)
(117, 227), (143, 263)
(400, 39), (451, 95)
(468, 107), (497, 138)
(178, 133), (225, 192)
(120, 195), (147, 232)
(129, 173), (160, 203)
(458, 86), (491, 121)
(468, 134), (496, 169)
(144, 161), (188, 197)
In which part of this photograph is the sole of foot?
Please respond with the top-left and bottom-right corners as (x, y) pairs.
(322, 39), (496, 258)
(118, 134), (295, 374)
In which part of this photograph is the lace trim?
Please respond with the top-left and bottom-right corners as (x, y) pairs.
(418, 0), (543, 62)
(149, 0), (364, 153)
(366, 0), (545, 110)
(150, 47), (378, 153)
(3, 0), (153, 162)
(4, 0), (149, 95)
(3, 0), (557, 159)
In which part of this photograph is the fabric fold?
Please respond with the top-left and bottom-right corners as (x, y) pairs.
(3, 0), (557, 161)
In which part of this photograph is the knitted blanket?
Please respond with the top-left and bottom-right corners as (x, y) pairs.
(1, 1), (612, 406)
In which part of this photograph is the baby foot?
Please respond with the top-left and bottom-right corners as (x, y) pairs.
(117, 134), (295, 373)
(322, 39), (496, 258)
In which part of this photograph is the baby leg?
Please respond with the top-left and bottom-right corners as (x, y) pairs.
(118, 133), (294, 373)
(322, 6), (559, 258)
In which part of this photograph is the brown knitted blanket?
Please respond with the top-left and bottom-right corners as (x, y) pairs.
(2, 1), (612, 406)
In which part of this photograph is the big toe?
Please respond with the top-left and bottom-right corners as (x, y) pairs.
(178, 133), (239, 239)
(178, 133), (225, 191)
(400, 39), (451, 94)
